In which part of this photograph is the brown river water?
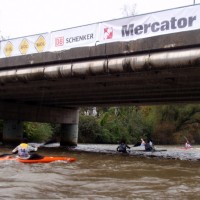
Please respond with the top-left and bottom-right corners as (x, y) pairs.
(1, 144), (200, 199)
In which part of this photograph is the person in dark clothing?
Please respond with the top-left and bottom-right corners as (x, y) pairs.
(117, 140), (131, 153)
(133, 141), (141, 147)
(144, 142), (152, 151)
(144, 139), (155, 151)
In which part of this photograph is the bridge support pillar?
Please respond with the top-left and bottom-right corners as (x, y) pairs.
(59, 108), (79, 146)
(2, 120), (23, 145)
(60, 124), (78, 146)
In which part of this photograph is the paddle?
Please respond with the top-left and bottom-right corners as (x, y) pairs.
(184, 136), (188, 142)
(0, 152), (17, 157)
(29, 138), (59, 148)
(0, 143), (38, 158)
(0, 138), (58, 157)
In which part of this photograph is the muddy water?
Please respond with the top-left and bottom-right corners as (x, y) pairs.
(0, 145), (200, 199)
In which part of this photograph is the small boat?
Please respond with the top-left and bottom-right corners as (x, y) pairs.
(179, 147), (193, 150)
(134, 149), (167, 152)
(0, 155), (76, 163)
(132, 146), (167, 152)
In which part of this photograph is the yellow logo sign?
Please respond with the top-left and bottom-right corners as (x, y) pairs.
(35, 35), (46, 53)
(19, 39), (29, 55)
(4, 41), (14, 57)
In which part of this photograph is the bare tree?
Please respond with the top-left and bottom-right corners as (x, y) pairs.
(121, 2), (137, 17)
(0, 31), (9, 41)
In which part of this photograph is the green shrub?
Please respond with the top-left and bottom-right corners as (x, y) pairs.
(24, 122), (53, 142)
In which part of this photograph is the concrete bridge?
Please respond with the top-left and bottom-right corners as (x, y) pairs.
(1, 5), (200, 145)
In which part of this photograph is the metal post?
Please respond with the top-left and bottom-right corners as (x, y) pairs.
(194, 0), (196, 4)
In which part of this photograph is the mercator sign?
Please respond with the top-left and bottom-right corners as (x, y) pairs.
(99, 4), (200, 43)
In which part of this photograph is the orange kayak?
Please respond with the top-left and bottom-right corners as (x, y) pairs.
(0, 156), (76, 163)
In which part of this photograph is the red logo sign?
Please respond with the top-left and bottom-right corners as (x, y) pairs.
(55, 37), (64, 46)
(104, 27), (113, 39)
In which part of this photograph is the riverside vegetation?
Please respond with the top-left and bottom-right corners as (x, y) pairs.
(79, 104), (200, 145)
(1, 104), (200, 145)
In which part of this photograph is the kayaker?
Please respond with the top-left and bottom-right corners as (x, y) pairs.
(185, 140), (192, 149)
(144, 139), (155, 151)
(117, 140), (131, 153)
(12, 138), (41, 159)
(140, 138), (146, 146)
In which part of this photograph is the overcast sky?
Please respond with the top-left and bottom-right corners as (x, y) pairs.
(0, 0), (199, 39)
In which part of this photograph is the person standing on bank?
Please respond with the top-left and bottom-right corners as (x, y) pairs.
(12, 138), (39, 159)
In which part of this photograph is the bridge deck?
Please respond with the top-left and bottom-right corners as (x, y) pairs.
(0, 30), (200, 107)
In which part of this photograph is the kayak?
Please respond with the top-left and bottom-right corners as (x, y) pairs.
(132, 147), (167, 152)
(0, 155), (76, 163)
(179, 147), (193, 150)
(135, 149), (167, 152)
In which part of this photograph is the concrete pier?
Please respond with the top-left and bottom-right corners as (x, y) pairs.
(60, 124), (79, 146)
(3, 120), (23, 145)
(1, 104), (79, 146)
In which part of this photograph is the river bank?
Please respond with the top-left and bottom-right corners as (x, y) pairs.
(68, 144), (200, 161)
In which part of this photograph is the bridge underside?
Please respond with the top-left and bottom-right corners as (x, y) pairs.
(0, 63), (200, 107)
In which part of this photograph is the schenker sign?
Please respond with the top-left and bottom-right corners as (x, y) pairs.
(1, 4), (200, 57)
